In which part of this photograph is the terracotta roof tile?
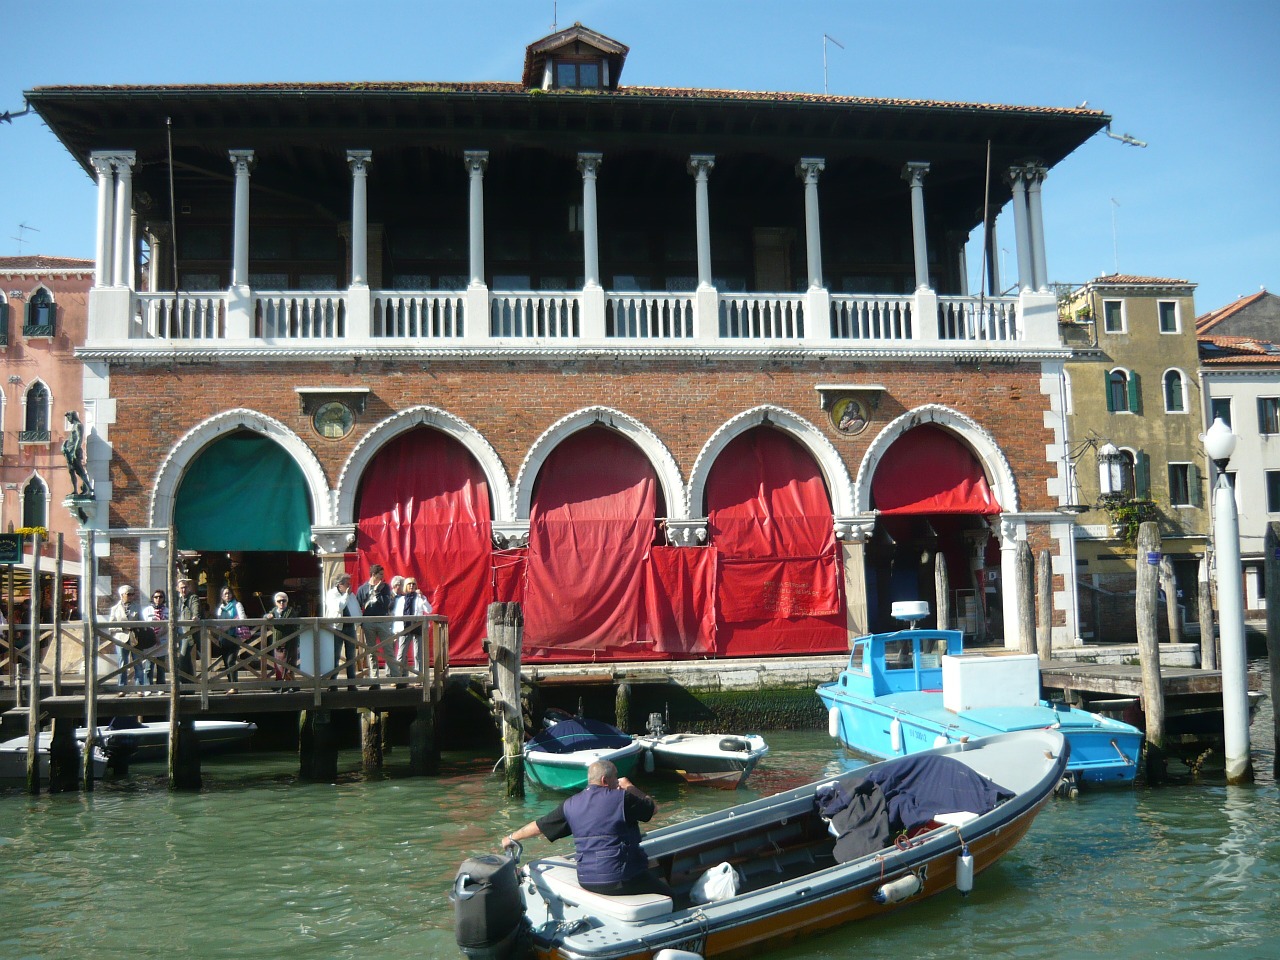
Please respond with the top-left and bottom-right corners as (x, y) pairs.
(1198, 332), (1280, 365)
(0, 255), (94, 272)
(1195, 289), (1270, 332)
(1086, 273), (1192, 286)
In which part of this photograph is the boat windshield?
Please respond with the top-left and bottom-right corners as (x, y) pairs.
(918, 637), (949, 668)
(849, 641), (868, 672)
(885, 639), (913, 669)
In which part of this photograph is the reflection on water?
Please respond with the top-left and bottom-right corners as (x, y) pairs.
(1, 664), (1276, 960)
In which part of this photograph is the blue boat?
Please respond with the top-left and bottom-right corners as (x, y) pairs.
(817, 602), (1142, 791)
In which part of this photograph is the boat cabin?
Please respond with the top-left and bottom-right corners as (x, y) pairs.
(840, 628), (964, 698)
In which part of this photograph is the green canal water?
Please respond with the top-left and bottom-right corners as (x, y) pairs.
(2, 668), (1276, 960)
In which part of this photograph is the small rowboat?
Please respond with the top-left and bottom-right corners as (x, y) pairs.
(523, 715), (642, 793)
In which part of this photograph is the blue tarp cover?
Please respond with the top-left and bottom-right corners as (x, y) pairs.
(527, 718), (632, 755)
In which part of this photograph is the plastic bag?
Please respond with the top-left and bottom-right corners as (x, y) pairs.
(689, 861), (741, 904)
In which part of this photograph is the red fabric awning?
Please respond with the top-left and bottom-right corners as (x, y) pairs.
(872, 425), (1001, 515)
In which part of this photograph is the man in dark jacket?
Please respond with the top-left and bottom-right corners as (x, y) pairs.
(355, 564), (394, 677)
(173, 576), (207, 679)
(502, 760), (670, 897)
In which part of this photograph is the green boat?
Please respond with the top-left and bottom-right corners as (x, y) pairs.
(523, 716), (642, 792)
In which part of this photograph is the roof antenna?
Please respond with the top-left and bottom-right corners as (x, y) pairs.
(1104, 124), (1148, 148)
(823, 34), (845, 95)
(551, 0), (557, 32)
(11, 222), (39, 255)
(1110, 198), (1121, 274)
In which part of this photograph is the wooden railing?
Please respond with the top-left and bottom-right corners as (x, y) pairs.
(4, 615), (449, 709)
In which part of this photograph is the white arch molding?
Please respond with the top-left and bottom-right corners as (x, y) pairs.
(335, 405), (513, 523)
(852, 404), (1019, 514)
(514, 407), (685, 520)
(150, 409), (332, 529)
(687, 405), (854, 518)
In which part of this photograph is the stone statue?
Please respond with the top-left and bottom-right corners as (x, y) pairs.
(63, 411), (94, 499)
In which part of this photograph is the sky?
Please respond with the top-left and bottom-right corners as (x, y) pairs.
(1, 0), (1276, 315)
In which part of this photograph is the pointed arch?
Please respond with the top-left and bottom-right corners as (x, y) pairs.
(336, 405), (511, 524)
(22, 472), (49, 529)
(689, 404), (853, 519)
(514, 407), (684, 520)
(22, 378), (52, 438)
(853, 404), (1018, 514)
(150, 408), (331, 529)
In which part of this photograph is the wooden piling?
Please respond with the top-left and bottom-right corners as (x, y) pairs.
(1135, 521), (1166, 781)
(1265, 522), (1280, 781)
(1198, 558), (1217, 671)
(53, 535), (64, 697)
(299, 708), (338, 781)
(1036, 548), (1052, 663)
(488, 601), (525, 798)
(360, 708), (383, 770)
(1158, 556), (1182, 644)
(166, 530), (201, 790)
(82, 529), (99, 790)
(934, 553), (950, 630)
(1016, 540), (1035, 654)
(409, 705), (438, 775)
(26, 533), (43, 794)
(48, 718), (80, 792)
(615, 682), (631, 732)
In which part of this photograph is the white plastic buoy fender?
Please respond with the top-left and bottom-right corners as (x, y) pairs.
(956, 842), (974, 895)
(933, 734), (948, 749)
(873, 872), (921, 904)
(644, 749), (655, 774)
(889, 718), (903, 753)
(655, 950), (704, 960)
(828, 707), (840, 739)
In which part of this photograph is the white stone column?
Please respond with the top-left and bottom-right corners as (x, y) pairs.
(1026, 164), (1049, 293)
(127, 212), (138, 291)
(797, 158), (825, 289)
(688, 155), (715, 291)
(347, 150), (372, 286)
(90, 152), (116, 288)
(112, 152), (135, 289)
(997, 515), (1024, 651)
(578, 152), (606, 340)
(228, 150), (255, 288)
(578, 152), (603, 288)
(464, 150), (489, 289)
(149, 223), (170, 292)
(1006, 166), (1033, 294)
(902, 162), (931, 291)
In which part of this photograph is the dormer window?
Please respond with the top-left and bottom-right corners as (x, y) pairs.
(555, 58), (603, 90)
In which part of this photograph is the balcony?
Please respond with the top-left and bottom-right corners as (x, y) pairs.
(91, 285), (1061, 357)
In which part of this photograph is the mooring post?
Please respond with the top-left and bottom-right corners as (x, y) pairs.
(299, 708), (338, 781)
(488, 601), (525, 798)
(934, 553), (950, 631)
(1036, 548), (1053, 663)
(409, 705), (438, 775)
(26, 533), (43, 794)
(166, 531), (201, 790)
(1136, 521), (1166, 781)
(1198, 558), (1217, 671)
(1158, 557), (1182, 644)
(1265, 522), (1280, 781)
(360, 708), (383, 770)
(81, 528), (99, 791)
(53, 534), (64, 697)
(615, 682), (631, 733)
(48, 718), (80, 792)
(1016, 540), (1036, 655)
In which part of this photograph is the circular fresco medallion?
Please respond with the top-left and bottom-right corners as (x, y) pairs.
(831, 397), (869, 436)
(312, 400), (355, 440)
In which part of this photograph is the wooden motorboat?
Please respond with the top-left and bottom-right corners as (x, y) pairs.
(90, 719), (258, 762)
(0, 733), (108, 783)
(524, 715), (642, 793)
(456, 728), (1068, 960)
(634, 712), (768, 789)
(818, 601), (1141, 791)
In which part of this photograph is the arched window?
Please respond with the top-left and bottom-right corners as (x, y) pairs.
(23, 476), (48, 529)
(23, 288), (56, 338)
(22, 382), (51, 442)
(1163, 369), (1186, 413)
(1106, 368), (1141, 414)
(0, 292), (10, 346)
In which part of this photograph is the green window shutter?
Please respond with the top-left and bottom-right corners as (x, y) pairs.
(1105, 371), (1117, 412)
(1135, 452), (1151, 499)
(0, 300), (8, 345)
(1128, 371), (1143, 414)
(1190, 464), (1203, 507)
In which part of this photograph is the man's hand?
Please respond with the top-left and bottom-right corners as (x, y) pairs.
(617, 777), (636, 791)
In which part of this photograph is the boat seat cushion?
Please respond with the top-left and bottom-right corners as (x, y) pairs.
(528, 858), (673, 921)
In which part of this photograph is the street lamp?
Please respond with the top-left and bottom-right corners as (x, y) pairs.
(1097, 442), (1125, 501)
(1203, 416), (1252, 783)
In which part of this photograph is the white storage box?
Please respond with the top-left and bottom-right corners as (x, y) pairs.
(942, 652), (1040, 712)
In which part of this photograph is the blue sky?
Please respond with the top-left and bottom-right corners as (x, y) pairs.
(1, 0), (1276, 314)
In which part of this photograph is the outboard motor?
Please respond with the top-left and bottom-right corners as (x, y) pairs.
(452, 849), (524, 960)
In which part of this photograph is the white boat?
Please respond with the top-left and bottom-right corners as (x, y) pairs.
(454, 729), (1069, 960)
(0, 733), (109, 783)
(634, 712), (769, 788)
(90, 719), (258, 762)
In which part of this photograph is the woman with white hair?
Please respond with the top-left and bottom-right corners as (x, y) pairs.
(325, 572), (362, 687)
(263, 591), (299, 683)
(109, 585), (145, 688)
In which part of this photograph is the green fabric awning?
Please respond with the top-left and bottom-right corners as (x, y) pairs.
(174, 433), (312, 551)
